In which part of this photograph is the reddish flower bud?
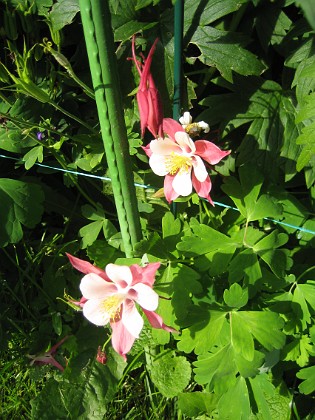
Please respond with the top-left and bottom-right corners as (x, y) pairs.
(96, 346), (107, 364)
(131, 36), (163, 139)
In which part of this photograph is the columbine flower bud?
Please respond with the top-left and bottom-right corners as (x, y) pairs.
(130, 36), (163, 139)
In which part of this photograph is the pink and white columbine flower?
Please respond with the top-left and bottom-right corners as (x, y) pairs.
(66, 253), (174, 361)
(27, 336), (68, 372)
(143, 118), (230, 204)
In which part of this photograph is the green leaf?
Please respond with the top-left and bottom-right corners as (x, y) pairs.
(253, 230), (292, 278)
(224, 283), (248, 309)
(228, 248), (262, 289)
(237, 311), (286, 352)
(79, 205), (117, 248)
(177, 392), (219, 418)
(295, 122), (315, 172)
(23, 145), (44, 170)
(190, 26), (264, 82)
(184, 0), (248, 38)
(177, 310), (227, 354)
(31, 357), (120, 419)
(230, 312), (255, 361)
(177, 219), (236, 256)
(296, 0), (315, 31)
(0, 128), (37, 153)
(114, 20), (157, 42)
(297, 365), (315, 394)
(149, 351), (191, 398)
(292, 284), (312, 330)
(49, 0), (79, 31)
(221, 164), (282, 222)
(162, 211), (182, 254)
(194, 344), (238, 390)
(279, 96), (303, 182)
(282, 335), (313, 367)
(299, 281), (315, 311)
(230, 80), (285, 181)
(218, 376), (251, 420)
(135, 0), (160, 10)
(248, 374), (275, 419)
(255, 3), (292, 52)
(0, 178), (44, 247)
(177, 310), (226, 354)
(167, 263), (203, 324)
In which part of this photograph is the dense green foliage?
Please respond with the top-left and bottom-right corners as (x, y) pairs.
(0, 0), (315, 418)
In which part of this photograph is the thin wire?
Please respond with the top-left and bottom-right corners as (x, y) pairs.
(1, 153), (314, 235)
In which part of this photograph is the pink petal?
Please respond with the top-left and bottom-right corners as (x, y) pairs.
(192, 172), (214, 205)
(80, 273), (117, 299)
(172, 170), (193, 196)
(174, 131), (195, 154)
(163, 118), (184, 140)
(138, 38), (159, 91)
(146, 82), (164, 138)
(137, 90), (149, 137)
(143, 309), (177, 333)
(110, 318), (135, 360)
(32, 355), (65, 372)
(129, 262), (160, 287)
(150, 138), (181, 155)
(149, 154), (169, 176)
(142, 144), (152, 158)
(82, 298), (111, 326)
(48, 336), (69, 355)
(164, 174), (179, 203)
(66, 253), (108, 280)
(132, 283), (159, 311)
(192, 156), (208, 182)
(121, 300), (144, 338)
(106, 264), (133, 288)
(195, 140), (231, 165)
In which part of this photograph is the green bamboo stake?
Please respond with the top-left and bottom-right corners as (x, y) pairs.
(171, 0), (184, 216)
(173, 0), (184, 121)
(79, 0), (142, 257)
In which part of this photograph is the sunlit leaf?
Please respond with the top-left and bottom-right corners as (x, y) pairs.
(149, 351), (191, 398)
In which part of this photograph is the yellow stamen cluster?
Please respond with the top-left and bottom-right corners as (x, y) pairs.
(165, 152), (193, 175)
(102, 295), (123, 321)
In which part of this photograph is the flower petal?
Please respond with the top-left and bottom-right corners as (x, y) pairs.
(132, 283), (159, 311)
(111, 318), (135, 360)
(82, 298), (111, 326)
(174, 131), (195, 154)
(150, 138), (181, 155)
(121, 300), (144, 338)
(66, 253), (108, 280)
(143, 309), (177, 333)
(149, 154), (169, 176)
(172, 170), (193, 196)
(130, 262), (160, 287)
(192, 172), (214, 205)
(163, 118), (184, 140)
(195, 140), (230, 165)
(142, 143), (152, 158)
(106, 264), (133, 288)
(179, 111), (192, 126)
(164, 174), (179, 203)
(192, 156), (208, 182)
(198, 120), (210, 133)
(80, 273), (117, 300)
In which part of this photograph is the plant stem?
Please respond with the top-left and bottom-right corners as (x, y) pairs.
(79, 0), (142, 257)
(171, 0), (184, 217)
